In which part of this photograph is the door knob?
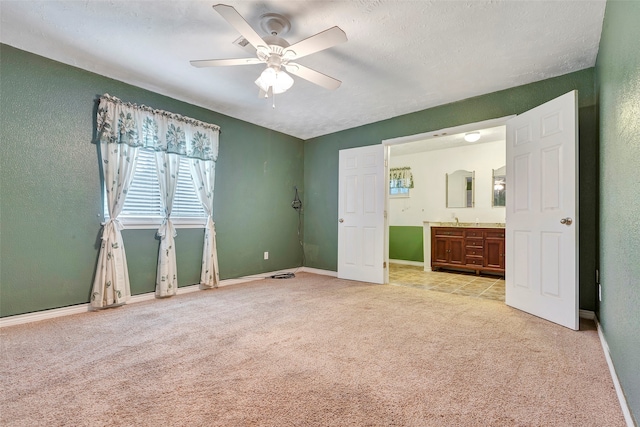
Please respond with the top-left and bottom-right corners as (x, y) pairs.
(339, 218), (344, 223)
(560, 217), (573, 226)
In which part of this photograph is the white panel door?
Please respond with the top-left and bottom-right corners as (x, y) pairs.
(338, 145), (385, 284)
(506, 90), (579, 330)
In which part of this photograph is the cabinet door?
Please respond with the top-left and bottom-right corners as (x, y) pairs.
(449, 238), (465, 265)
(485, 239), (505, 269)
(432, 237), (449, 263)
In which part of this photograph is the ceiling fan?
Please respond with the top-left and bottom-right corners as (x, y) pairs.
(190, 4), (347, 99)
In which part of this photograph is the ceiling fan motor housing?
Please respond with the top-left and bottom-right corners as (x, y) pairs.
(259, 13), (291, 37)
(257, 36), (294, 72)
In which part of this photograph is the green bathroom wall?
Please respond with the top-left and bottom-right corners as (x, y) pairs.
(389, 226), (424, 263)
(0, 44), (304, 317)
(304, 68), (599, 311)
(596, 0), (640, 423)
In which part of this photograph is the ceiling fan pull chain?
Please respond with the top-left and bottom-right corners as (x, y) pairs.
(272, 91), (276, 109)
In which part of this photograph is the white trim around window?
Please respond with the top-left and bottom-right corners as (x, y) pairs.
(110, 216), (208, 229)
(103, 148), (208, 229)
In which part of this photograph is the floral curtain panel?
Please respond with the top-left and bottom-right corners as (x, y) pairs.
(155, 152), (181, 297)
(91, 142), (138, 308)
(189, 159), (219, 288)
(390, 167), (414, 189)
(93, 94), (220, 307)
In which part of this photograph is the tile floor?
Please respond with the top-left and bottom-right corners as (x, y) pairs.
(389, 263), (505, 302)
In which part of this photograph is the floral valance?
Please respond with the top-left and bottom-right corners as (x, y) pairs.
(96, 94), (220, 161)
(390, 167), (414, 189)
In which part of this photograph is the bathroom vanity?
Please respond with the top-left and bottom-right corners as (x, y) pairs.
(430, 226), (505, 276)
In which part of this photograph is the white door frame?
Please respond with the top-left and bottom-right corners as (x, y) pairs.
(382, 116), (515, 282)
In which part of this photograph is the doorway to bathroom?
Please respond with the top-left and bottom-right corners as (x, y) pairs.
(382, 91), (579, 330)
(385, 118), (508, 302)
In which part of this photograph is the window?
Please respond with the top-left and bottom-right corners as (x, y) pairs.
(104, 149), (207, 228)
(389, 167), (414, 197)
(389, 187), (410, 197)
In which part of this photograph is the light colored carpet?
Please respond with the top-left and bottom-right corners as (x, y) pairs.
(0, 273), (625, 426)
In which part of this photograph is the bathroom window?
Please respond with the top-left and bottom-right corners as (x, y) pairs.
(390, 187), (410, 196)
(390, 167), (413, 197)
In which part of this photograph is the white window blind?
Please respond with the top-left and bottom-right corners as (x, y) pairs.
(104, 149), (207, 228)
(173, 155), (207, 218)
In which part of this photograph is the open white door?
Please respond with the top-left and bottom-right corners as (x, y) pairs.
(338, 145), (385, 284)
(506, 90), (579, 330)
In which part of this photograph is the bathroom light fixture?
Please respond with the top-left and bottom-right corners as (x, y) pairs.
(255, 65), (294, 95)
(464, 132), (481, 142)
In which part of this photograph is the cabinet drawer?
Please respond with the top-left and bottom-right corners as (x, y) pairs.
(486, 230), (505, 238)
(466, 257), (484, 266)
(465, 230), (483, 238)
(466, 238), (483, 248)
(466, 248), (483, 257)
(433, 228), (464, 237)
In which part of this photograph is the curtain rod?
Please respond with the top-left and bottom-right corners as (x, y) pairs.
(99, 93), (221, 133)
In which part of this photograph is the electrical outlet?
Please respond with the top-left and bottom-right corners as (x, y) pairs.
(264, 251), (269, 260)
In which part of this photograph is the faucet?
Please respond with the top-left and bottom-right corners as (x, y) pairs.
(455, 217), (459, 227)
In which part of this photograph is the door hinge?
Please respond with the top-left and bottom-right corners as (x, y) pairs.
(384, 210), (387, 219)
(383, 261), (387, 269)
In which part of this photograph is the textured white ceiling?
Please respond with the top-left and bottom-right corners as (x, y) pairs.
(390, 125), (506, 156)
(0, 0), (606, 140)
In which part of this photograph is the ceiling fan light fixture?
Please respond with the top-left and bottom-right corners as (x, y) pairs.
(193, 5), (346, 98)
(464, 132), (481, 142)
(255, 66), (294, 95)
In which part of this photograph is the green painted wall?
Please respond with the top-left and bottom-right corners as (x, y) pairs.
(1, 13), (638, 420)
(596, 0), (640, 423)
(304, 69), (599, 311)
(0, 44), (304, 317)
(389, 226), (423, 262)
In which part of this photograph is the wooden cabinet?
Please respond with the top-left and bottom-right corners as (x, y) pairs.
(432, 228), (465, 266)
(431, 227), (505, 275)
(484, 230), (506, 271)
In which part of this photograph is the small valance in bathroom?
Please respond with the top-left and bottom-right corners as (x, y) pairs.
(390, 167), (414, 189)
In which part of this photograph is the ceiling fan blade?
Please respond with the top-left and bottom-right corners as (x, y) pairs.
(213, 4), (267, 51)
(283, 26), (347, 60)
(284, 63), (342, 90)
(190, 58), (263, 68)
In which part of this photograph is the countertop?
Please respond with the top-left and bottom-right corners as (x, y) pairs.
(427, 222), (505, 228)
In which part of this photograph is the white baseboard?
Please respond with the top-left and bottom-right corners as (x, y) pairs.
(0, 303), (94, 328)
(0, 284), (202, 329)
(300, 267), (337, 277)
(595, 317), (635, 427)
(389, 259), (424, 267)
(0, 267), (341, 329)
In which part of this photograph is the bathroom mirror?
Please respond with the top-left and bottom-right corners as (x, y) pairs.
(446, 170), (474, 208)
(492, 165), (506, 207)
